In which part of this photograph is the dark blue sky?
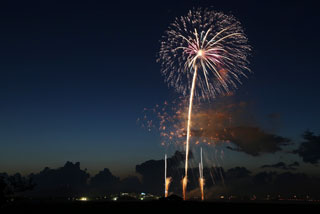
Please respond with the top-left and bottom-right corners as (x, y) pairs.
(0, 0), (319, 177)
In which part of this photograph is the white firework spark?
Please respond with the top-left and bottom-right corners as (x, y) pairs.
(158, 8), (251, 100)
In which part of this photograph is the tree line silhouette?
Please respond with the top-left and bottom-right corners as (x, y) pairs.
(1, 131), (320, 203)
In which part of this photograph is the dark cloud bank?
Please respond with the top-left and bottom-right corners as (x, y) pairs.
(135, 151), (320, 199)
(1, 149), (320, 201)
(261, 161), (299, 171)
(294, 131), (320, 165)
(1, 131), (320, 200)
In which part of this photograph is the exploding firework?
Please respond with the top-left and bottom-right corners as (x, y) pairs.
(158, 8), (251, 200)
(158, 8), (251, 100)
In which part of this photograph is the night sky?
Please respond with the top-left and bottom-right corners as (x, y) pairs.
(1, 0), (319, 178)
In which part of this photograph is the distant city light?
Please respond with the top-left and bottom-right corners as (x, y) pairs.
(79, 197), (88, 201)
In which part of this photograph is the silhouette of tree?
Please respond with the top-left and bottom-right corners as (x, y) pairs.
(0, 173), (34, 205)
(30, 161), (89, 197)
(119, 176), (142, 193)
(90, 168), (119, 194)
(0, 175), (9, 204)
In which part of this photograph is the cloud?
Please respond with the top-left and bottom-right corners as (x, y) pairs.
(25, 162), (143, 196)
(142, 97), (290, 156)
(2, 160), (320, 200)
(203, 169), (320, 200)
(223, 126), (291, 156)
(261, 161), (300, 170)
(294, 131), (320, 165)
(189, 100), (291, 156)
(225, 167), (251, 179)
(288, 161), (300, 168)
(118, 176), (142, 193)
(90, 168), (120, 193)
(28, 161), (90, 197)
(198, 125), (291, 156)
(135, 151), (188, 194)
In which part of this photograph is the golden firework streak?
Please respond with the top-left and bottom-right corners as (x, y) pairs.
(199, 177), (205, 201)
(165, 177), (172, 198)
(199, 147), (205, 201)
(183, 66), (198, 200)
(164, 154), (172, 197)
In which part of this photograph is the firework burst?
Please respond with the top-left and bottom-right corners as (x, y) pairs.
(158, 8), (251, 200)
(158, 8), (251, 100)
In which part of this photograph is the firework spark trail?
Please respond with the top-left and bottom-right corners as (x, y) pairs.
(165, 177), (172, 198)
(182, 66), (198, 200)
(158, 8), (251, 199)
(199, 164), (205, 200)
(214, 148), (225, 185)
(218, 149), (226, 185)
(209, 169), (216, 185)
(165, 154), (167, 196)
(199, 147), (205, 200)
(164, 154), (172, 197)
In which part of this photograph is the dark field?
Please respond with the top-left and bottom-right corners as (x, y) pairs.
(1, 200), (319, 212)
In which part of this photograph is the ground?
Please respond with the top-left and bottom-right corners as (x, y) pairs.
(1, 200), (319, 212)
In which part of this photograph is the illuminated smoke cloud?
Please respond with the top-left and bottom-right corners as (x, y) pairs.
(190, 101), (291, 156)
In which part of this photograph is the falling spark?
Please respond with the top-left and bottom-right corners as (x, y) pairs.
(138, 99), (188, 148)
(158, 8), (251, 200)
(214, 148), (225, 186)
(199, 147), (205, 201)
